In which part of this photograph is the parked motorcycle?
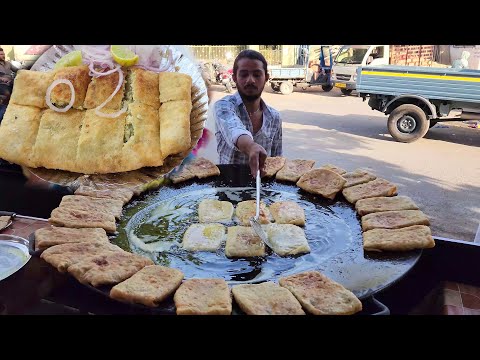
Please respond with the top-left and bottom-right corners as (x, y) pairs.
(201, 61), (236, 93)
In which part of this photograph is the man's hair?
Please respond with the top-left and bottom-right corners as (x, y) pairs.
(233, 50), (268, 75)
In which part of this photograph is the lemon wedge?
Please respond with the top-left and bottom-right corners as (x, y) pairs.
(54, 50), (83, 70)
(111, 45), (139, 67)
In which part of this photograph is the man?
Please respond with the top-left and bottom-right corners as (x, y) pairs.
(0, 47), (17, 87)
(213, 50), (282, 177)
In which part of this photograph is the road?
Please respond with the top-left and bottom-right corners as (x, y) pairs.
(206, 85), (480, 242)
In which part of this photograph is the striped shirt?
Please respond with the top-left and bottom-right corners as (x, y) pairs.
(214, 92), (282, 165)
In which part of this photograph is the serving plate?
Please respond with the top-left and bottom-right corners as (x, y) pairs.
(0, 234), (31, 281)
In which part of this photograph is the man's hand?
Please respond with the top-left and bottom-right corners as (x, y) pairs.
(236, 134), (267, 177)
(247, 143), (267, 177)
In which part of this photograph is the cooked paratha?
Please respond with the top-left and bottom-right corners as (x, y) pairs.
(263, 156), (286, 178)
(126, 67), (160, 109)
(67, 251), (154, 287)
(159, 100), (192, 158)
(320, 164), (347, 175)
(235, 200), (271, 226)
(232, 282), (305, 315)
(10, 69), (54, 108)
(363, 225), (435, 252)
(83, 69), (125, 110)
(40, 241), (123, 272)
(74, 186), (134, 205)
(158, 72), (192, 103)
(355, 196), (419, 216)
(60, 195), (123, 219)
(50, 65), (91, 109)
(342, 169), (377, 188)
(276, 159), (315, 182)
(296, 168), (346, 200)
(110, 265), (184, 307)
(173, 278), (232, 315)
(0, 104), (44, 168)
(342, 178), (397, 204)
(361, 209), (430, 232)
(279, 271), (362, 315)
(34, 226), (109, 251)
(49, 205), (117, 233)
(225, 226), (266, 258)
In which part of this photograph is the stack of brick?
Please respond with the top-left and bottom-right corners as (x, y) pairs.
(390, 45), (435, 66)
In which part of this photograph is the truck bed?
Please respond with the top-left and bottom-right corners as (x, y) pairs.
(269, 66), (307, 80)
(357, 65), (480, 103)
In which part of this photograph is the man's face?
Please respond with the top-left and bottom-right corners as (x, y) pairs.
(0, 50), (5, 62)
(233, 58), (269, 101)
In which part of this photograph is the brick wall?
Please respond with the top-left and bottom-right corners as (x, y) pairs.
(390, 45), (435, 66)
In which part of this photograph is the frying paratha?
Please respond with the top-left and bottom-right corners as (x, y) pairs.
(269, 201), (305, 226)
(263, 156), (286, 178)
(60, 195), (123, 219)
(276, 159), (315, 182)
(49, 205), (117, 233)
(342, 178), (397, 204)
(34, 226), (109, 251)
(342, 169), (377, 188)
(225, 226), (266, 258)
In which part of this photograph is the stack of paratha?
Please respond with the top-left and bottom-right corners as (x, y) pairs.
(0, 67), (193, 174)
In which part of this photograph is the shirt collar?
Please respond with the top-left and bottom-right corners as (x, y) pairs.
(233, 91), (268, 113)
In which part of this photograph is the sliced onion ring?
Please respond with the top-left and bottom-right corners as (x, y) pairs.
(45, 79), (75, 113)
(94, 66), (127, 118)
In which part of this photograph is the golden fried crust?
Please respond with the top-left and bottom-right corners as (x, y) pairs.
(32, 109), (85, 172)
(83, 70), (125, 110)
(296, 168), (346, 200)
(49, 205), (117, 233)
(158, 72), (192, 103)
(276, 159), (315, 182)
(50, 65), (91, 109)
(198, 199), (234, 223)
(363, 225), (435, 252)
(68, 251), (154, 287)
(188, 157), (220, 179)
(342, 178), (397, 204)
(320, 164), (347, 175)
(76, 109), (126, 174)
(279, 271), (362, 315)
(60, 195), (124, 219)
(40, 242), (124, 273)
(122, 102), (163, 169)
(110, 265), (184, 307)
(182, 223), (226, 252)
(263, 156), (286, 178)
(10, 70), (54, 108)
(361, 210), (430, 232)
(355, 196), (419, 216)
(232, 282), (305, 315)
(342, 169), (377, 188)
(34, 226), (109, 251)
(174, 278), (232, 315)
(74, 186), (134, 205)
(235, 200), (271, 226)
(159, 100), (192, 157)
(265, 224), (310, 256)
(269, 201), (305, 226)
(0, 104), (43, 167)
(225, 226), (266, 258)
(128, 68), (160, 108)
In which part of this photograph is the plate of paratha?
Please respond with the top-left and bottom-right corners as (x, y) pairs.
(1, 45), (208, 194)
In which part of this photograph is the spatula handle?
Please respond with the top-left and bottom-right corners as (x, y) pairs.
(255, 170), (260, 220)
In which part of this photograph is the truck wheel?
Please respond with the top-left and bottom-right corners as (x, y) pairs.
(279, 81), (294, 95)
(341, 89), (353, 96)
(387, 104), (429, 143)
(322, 84), (333, 92)
(270, 83), (280, 92)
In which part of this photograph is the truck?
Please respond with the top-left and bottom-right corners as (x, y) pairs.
(268, 45), (334, 95)
(356, 64), (480, 142)
(331, 45), (438, 95)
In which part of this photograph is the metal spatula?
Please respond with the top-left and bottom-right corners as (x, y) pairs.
(250, 170), (273, 249)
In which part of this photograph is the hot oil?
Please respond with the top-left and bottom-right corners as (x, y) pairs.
(121, 185), (358, 284)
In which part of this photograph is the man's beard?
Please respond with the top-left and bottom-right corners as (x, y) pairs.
(238, 85), (264, 102)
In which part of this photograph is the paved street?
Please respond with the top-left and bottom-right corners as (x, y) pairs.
(207, 85), (480, 242)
